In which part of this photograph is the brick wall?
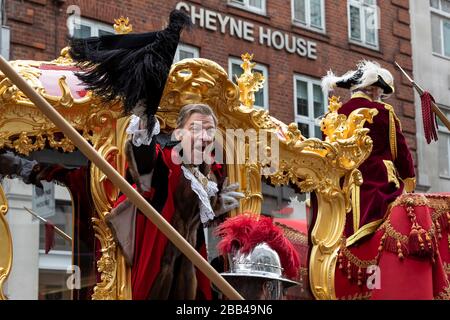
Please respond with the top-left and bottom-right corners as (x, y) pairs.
(5, 0), (417, 167)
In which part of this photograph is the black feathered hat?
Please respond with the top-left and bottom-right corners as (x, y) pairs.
(69, 9), (192, 133)
(321, 60), (395, 98)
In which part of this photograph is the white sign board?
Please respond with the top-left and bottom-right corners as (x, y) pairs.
(32, 181), (55, 219)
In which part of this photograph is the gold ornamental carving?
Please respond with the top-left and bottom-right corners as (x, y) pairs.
(0, 185), (12, 300)
(0, 36), (375, 300)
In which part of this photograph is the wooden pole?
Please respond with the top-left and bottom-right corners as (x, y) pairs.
(395, 61), (450, 131)
(0, 55), (243, 300)
(24, 207), (72, 242)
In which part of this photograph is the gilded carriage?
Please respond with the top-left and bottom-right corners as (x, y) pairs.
(0, 20), (379, 300)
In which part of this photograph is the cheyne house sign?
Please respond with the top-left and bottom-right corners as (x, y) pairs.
(176, 1), (318, 60)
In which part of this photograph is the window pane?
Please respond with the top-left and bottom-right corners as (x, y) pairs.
(254, 67), (265, 107)
(310, 0), (323, 28)
(249, 0), (263, 9)
(430, 0), (440, 9)
(314, 125), (322, 139)
(179, 49), (195, 60)
(442, 0), (450, 13)
(365, 7), (377, 45)
(294, 0), (306, 23)
(298, 122), (310, 138)
(296, 80), (308, 116)
(231, 63), (243, 82)
(98, 29), (114, 36)
(444, 19), (450, 56)
(313, 84), (324, 118)
(73, 24), (91, 39)
(438, 133), (450, 176)
(431, 14), (443, 54)
(350, 5), (362, 41)
(254, 90), (264, 107)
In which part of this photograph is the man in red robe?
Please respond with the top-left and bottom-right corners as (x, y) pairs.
(322, 60), (416, 245)
(107, 104), (243, 300)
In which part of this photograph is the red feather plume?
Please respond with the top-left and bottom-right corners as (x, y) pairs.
(215, 213), (256, 255)
(215, 214), (301, 279)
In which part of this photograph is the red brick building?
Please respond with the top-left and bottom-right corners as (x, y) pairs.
(3, 0), (417, 162)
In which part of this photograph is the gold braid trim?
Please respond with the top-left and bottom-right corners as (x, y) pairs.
(434, 282), (450, 300)
(340, 292), (372, 300)
(340, 245), (377, 268)
(275, 222), (308, 246)
(443, 262), (450, 275)
(378, 219), (408, 243)
(383, 104), (399, 161)
(391, 194), (429, 208)
(299, 266), (308, 277)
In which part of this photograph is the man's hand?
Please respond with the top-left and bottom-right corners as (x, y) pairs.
(215, 178), (245, 216)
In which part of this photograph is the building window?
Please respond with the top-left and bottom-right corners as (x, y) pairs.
(294, 75), (327, 138)
(431, 0), (450, 58)
(174, 43), (199, 63)
(69, 17), (115, 38)
(228, 0), (266, 15)
(292, 0), (326, 32)
(348, 0), (379, 49)
(229, 57), (269, 110)
(438, 107), (450, 178)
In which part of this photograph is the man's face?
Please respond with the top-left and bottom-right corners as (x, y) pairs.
(176, 113), (216, 165)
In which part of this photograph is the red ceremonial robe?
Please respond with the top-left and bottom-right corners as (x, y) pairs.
(114, 142), (212, 300)
(337, 92), (416, 244)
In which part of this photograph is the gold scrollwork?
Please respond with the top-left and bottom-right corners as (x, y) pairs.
(0, 40), (375, 301)
(0, 185), (12, 300)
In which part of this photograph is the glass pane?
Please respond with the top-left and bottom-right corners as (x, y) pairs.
(431, 14), (443, 54)
(254, 90), (264, 107)
(98, 29), (114, 36)
(296, 80), (308, 116)
(442, 0), (450, 13)
(179, 49), (195, 60)
(350, 5), (361, 41)
(249, 0), (263, 9)
(430, 0), (440, 9)
(314, 125), (322, 139)
(364, 0), (375, 5)
(73, 24), (92, 39)
(438, 133), (450, 176)
(298, 122), (310, 138)
(365, 7), (377, 45)
(444, 20), (450, 56)
(313, 84), (324, 118)
(231, 63), (243, 83)
(254, 67), (265, 108)
(310, 0), (323, 28)
(294, 0), (307, 23)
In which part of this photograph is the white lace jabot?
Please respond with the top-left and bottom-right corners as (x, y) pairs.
(181, 166), (218, 224)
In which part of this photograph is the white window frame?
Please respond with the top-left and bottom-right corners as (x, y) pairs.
(228, 57), (269, 110)
(430, 1), (450, 59)
(347, 0), (379, 50)
(174, 43), (200, 63)
(293, 74), (327, 139)
(69, 17), (115, 38)
(291, 0), (326, 34)
(228, 0), (267, 16)
(438, 106), (450, 178)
